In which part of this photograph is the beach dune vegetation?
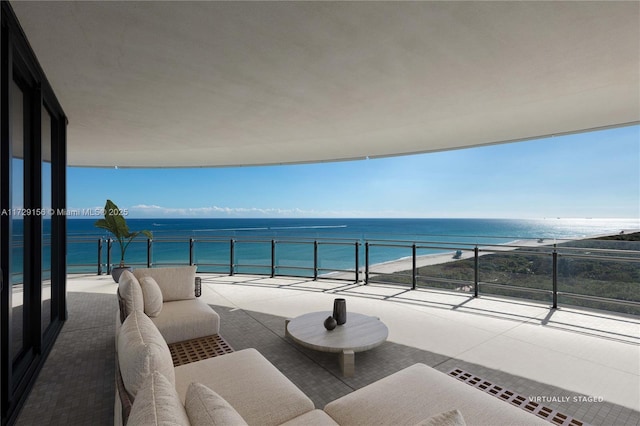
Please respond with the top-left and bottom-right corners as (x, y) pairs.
(371, 233), (640, 315)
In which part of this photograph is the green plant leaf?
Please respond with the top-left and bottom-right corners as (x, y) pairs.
(94, 199), (152, 266)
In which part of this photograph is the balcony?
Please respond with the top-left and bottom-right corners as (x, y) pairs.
(2, 2), (638, 424)
(13, 269), (640, 426)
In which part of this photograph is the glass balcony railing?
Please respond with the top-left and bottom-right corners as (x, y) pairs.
(65, 235), (640, 316)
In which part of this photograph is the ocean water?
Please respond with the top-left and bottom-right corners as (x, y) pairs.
(68, 217), (639, 240)
(60, 217), (639, 275)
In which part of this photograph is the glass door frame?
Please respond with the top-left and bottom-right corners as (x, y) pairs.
(1, 3), (67, 424)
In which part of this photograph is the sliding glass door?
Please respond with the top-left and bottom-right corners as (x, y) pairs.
(9, 75), (30, 382)
(1, 3), (67, 424)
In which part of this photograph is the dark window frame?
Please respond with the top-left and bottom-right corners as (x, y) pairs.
(0, 2), (67, 424)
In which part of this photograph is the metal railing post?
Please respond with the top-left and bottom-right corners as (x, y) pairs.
(147, 238), (152, 268)
(189, 238), (195, 266)
(107, 238), (113, 274)
(365, 242), (370, 284)
(355, 241), (360, 282)
(412, 244), (417, 290)
(552, 245), (558, 309)
(229, 239), (235, 276)
(474, 246), (479, 298)
(313, 241), (318, 281)
(271, 240), (276, 278)
(97, 238), (103, 275)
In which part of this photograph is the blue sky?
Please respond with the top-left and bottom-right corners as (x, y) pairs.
(67, 124), (639, 219)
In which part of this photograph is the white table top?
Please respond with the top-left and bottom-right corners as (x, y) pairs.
(286, 311), (388, 354)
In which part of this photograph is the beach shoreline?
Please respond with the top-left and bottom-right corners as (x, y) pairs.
(324, 229), (640, 280)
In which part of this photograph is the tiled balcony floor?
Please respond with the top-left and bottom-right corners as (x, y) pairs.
(14, 273), (640, 426)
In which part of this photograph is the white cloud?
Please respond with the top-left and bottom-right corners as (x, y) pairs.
(121, 204), (412, 218)
(128, 204), (318, 218)
(68, 202), (431, 219)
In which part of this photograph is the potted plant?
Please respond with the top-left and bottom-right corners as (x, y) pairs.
(94, 199), (152, 282)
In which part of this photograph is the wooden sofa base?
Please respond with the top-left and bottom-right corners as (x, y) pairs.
(169, 334), (235, 367)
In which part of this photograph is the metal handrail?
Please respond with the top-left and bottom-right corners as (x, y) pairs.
(557, 291), (640, 307)
(479, 281), (553, 295)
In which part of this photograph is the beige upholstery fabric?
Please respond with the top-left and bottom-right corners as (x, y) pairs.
(175, 349), (314, 426)
(279, 409), (339, 426)
(117, 310), (175, 398)
(324, 364), (548, 426)
(416, 409), (466, 426)
(127, 371), (190, 426)
(139, 276), (163, 317)
(185, 382), (248, 426)
(118, 270), (143, 318)
(150, 299), (220, 344)
(134, 266), (197, 302)
(115, 311), (122, 353)
(114, 386), (123, 426)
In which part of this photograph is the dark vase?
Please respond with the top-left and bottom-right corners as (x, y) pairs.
(111, 266), (133, 283)
(324, 316), (337, 330)
(333, 298), (347, 325)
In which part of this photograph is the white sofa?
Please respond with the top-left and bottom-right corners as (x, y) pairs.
(116, 310), (336, 426)
(324, 363), (548, 425)
(117, 266), (220, 344)
(114, 267), (548, 426)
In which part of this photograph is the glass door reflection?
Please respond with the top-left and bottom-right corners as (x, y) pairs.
(10, 79), (26, 363)
(41, 104), (52, 336)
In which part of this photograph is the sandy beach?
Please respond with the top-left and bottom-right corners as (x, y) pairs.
(326, 229), (639, 280)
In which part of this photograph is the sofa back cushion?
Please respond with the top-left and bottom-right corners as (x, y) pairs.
(117, 310), (175, 398)
(128, 371), (189, 426)
(139, 276), (163, 317)
(118, 270), (144, 320)
(185, 382), (248, 426)
(134, 266), (197, 302)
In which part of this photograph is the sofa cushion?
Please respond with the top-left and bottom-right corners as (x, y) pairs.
(324, 363), (548, 426)
(134, 266), (197, 302)
(139, 276), (163, 317)
(416, 409), (466, 426)
(279, 409), (340, 426)
(117, 310), (175, 398)
(174, 348), (315, 426)
(118, 270), (143, 319)
(185, 382), (248, 426)
(127, 371), (190, 426)
(150, 299), (220, 344)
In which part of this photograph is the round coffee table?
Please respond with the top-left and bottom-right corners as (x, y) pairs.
(285, 311), (388, 377)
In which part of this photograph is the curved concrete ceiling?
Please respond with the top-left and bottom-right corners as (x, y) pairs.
(11, 1), (640, 168)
